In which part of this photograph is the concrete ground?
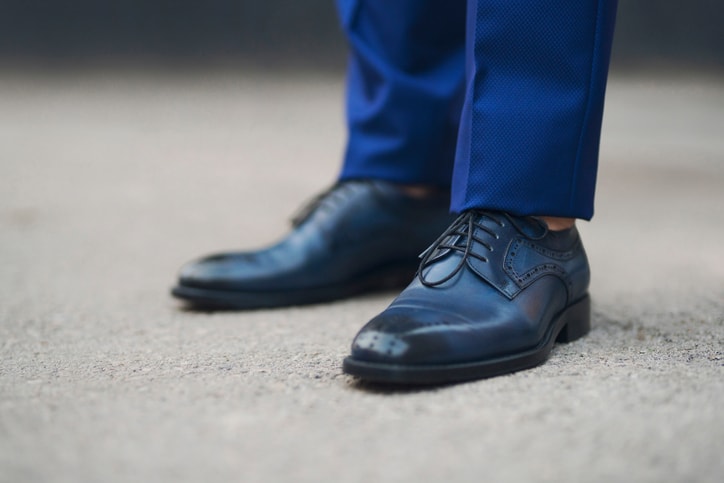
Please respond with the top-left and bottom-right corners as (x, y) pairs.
(0, 68), (722, 483)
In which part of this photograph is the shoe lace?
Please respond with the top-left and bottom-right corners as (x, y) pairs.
(418, 210), (506, 287)
(290, 181), (374, 227)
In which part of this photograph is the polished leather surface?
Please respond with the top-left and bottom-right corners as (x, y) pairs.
(345, 210), (590, 381)
(174, 180), (455, 308)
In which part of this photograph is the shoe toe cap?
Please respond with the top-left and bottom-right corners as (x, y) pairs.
(350, 308), (478, 365)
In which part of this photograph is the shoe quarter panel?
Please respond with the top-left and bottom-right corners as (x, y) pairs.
(503, 236), (588, 304)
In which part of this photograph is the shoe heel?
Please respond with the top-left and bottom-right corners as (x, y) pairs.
(555, 296), (591, 343)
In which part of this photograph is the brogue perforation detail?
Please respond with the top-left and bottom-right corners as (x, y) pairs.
(504, 237), (583, 296)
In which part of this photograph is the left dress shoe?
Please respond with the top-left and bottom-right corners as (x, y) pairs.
(172, 180), (455, 309)
(343, 210), (592, 385)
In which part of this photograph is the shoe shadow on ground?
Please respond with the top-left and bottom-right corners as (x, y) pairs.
(344, 377), (460, 395)
(171, 288), (405, 313)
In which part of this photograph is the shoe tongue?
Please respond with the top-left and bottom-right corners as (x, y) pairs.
(290, 181), (365, 227)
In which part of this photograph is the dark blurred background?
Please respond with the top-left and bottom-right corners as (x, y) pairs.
(0, 0), (722, 71)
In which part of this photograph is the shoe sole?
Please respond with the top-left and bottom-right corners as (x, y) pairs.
(342, 295), (591, 385)
(171, 263), (418, 310)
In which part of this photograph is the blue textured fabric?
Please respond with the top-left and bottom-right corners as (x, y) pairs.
(452, 0), (618, 219)
(336, 0), (617, 220)
(336, 0), (466, 188)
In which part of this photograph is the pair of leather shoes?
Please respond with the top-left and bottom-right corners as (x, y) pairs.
(173, 182), (591, 384)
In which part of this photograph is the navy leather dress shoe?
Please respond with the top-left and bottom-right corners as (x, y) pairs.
(172, 180), (455, 309)
(343, 210), (591, 384)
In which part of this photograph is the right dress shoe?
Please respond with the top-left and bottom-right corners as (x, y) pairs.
(343, 210), (592, 385)
(172, 180), (456, 309)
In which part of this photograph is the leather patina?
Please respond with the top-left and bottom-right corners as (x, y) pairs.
(172, 180), (455, 309)
(343, 210), (591, 384)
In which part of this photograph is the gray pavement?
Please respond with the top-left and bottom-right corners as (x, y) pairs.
(0, 69), (722, 483)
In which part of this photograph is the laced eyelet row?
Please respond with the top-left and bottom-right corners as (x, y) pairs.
(290, 181), (373, 227)
(418, 211), (505, 287)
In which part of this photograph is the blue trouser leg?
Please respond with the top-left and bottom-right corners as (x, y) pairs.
(335, 0), (467, 189)
(451, 0), (618, 219)
(337, 0), (617, 219)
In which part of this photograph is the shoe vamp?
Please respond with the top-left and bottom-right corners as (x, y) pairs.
(179, 229), (420, 291)
(353, 267), (569, 365)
